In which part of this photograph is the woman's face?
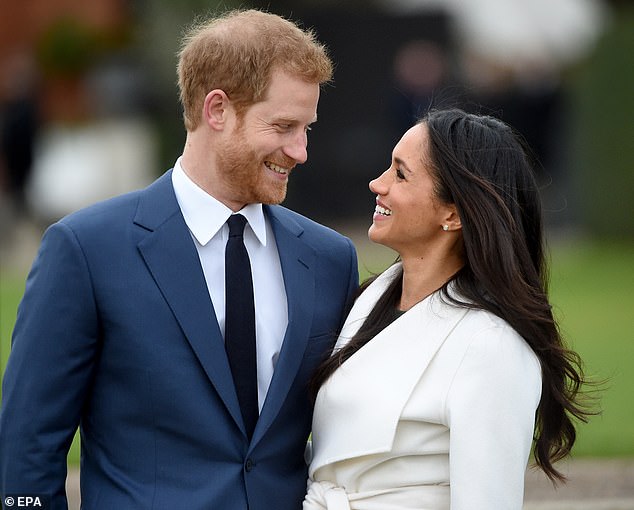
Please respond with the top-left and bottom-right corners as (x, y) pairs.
(368, 123), (454, 258)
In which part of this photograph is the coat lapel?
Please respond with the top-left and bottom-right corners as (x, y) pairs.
(134, 184), (319, 442)
(310, 264), (469, 473)
(134, 171), (243, 431)
(334, 264), (403, 351)
(251, 206), (316, 446)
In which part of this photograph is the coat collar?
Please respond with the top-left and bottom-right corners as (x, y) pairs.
(310, 263), (468, 475)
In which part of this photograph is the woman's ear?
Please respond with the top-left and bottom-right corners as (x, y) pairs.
(203, 89), (231, 130)
(442, 205), (462, 232)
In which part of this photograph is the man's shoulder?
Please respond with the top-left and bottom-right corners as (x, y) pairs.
(58, 171), (172, 232)
(58, 188), (141, 231)
(266, 205), (348, 242)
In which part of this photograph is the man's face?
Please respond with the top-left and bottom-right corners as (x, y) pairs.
(214, 69), (320, 210)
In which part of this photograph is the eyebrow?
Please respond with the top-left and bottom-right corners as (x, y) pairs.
(394, 156), (413, 174)
(302, 116), (318, 127)
(273, 115), (318, 126)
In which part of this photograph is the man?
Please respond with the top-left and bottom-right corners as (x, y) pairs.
(0, 10), (358, 510)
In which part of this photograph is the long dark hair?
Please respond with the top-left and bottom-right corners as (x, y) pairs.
(311, 108), (595, 482)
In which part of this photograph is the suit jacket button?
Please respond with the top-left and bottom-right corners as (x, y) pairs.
(245, 458), (254, 472)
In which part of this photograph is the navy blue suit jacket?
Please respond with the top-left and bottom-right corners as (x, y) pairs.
(0, 170), (359, 509)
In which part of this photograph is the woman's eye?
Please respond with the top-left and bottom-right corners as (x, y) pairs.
(395, 167), (405, 180)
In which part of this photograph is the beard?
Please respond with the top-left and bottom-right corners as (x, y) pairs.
(215, 124), (291, 206)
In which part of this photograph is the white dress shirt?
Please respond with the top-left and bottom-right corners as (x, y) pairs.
(171, 158), (288, 411)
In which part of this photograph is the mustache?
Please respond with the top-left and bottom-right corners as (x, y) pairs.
(267, 156), (296, 169)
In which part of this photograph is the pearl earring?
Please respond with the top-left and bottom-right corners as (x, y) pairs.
(442, 225), (449, 231)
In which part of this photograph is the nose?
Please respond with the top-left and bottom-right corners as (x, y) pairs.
(284, 131), (308, 164)
(369, 169), (389, 195)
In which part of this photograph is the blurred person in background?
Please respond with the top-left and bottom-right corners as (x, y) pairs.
(304, 109), (591, 510)
(0, 9), (358, 510)
(0, 51), (39, 215)
(390, 39), (452, 134)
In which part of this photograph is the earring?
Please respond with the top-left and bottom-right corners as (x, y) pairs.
(442, 225), (449, 231)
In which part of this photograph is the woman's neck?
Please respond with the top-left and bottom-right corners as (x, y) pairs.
(398, 252), (463, 311)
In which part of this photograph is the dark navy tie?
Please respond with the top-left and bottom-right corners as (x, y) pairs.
(224, 214), (258, 439)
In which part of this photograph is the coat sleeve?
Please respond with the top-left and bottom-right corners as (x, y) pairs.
(445, 323), (542, 510)
(0, 221), (100, 509)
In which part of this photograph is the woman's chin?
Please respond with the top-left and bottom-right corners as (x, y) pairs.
(368, 225), (388, 248)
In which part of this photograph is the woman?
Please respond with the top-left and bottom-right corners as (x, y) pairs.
(304, 109), (591, 509)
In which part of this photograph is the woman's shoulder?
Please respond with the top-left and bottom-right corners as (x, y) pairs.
(457, 307), (528, 349)
(449, 307), (541, 386)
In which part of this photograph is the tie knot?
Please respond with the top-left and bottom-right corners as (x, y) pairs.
(227, 214), (248, 238)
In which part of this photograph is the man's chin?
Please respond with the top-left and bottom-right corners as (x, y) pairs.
(260, 196), (286, 206)
(259, 186), (288, 205)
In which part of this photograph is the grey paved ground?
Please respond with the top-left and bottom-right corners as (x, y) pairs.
(63, 458), (634, 509)
(524, 458), (634, 509)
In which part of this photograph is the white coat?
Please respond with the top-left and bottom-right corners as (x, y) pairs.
(304, 263), (542, 510)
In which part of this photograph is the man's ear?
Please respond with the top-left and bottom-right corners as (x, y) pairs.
(203, 89), (231, 130)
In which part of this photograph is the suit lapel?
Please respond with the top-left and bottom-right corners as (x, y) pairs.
(252, 206), (316, 446)
(134, 185), (318, 442)
(134, 171), (243, 431)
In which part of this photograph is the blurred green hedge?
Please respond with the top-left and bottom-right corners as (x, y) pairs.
(569, 5), (634, 238)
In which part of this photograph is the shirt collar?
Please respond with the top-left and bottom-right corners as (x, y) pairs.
(172, 157), (267, 246)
